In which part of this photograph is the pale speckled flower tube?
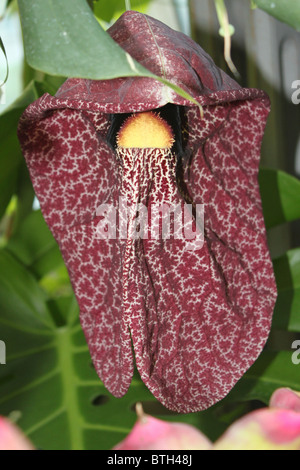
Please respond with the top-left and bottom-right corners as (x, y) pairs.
(17, 11), (277, 413)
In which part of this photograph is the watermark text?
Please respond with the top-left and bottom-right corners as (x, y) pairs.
(291, 339), (300, 365)
(95, 197), (204, 251)
(0, 340), (6, 365)
(291, 80), (300, 105)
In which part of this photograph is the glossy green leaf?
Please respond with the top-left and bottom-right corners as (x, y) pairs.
(252, 0), (300, 31)
(17, 0), (201, 107)
(271, 248), (300, 332)
(17, 0), (147, 79)
(259, 168), (300, 229)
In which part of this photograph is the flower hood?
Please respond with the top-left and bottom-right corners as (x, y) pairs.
(17, 11), (277, 413)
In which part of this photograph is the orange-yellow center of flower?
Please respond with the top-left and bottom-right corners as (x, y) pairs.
(117, 111), (174, 149)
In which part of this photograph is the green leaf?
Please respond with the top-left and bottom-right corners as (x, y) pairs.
(94, 0), (121, 22)
(272, 248), (300, 332)
(259, 167), (300, 229)
(0, 82), (41, 221)
(0, 250), (55, 332)
(12, 162), (35, 232)
(36, 75), (66, 97)
(17, 0), (202, 108)
(6, 210), (63, 276)
(6, 209), (73, 300)
(252, 0), (300, 31)
(0, 117), (20, 220)
(94, 0), (150, 23)
(17, 0), (147, 79)
(225, 351), (300, 405)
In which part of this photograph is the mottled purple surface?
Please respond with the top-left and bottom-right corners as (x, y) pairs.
(18, 11), (277, 413)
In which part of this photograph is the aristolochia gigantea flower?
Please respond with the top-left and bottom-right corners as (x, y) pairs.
(18, 11), (277, 413)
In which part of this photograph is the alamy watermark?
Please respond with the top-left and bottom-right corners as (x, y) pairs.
(291, 80), (300, 105)
(95, 197), (205, 251)
(0, 340), (6, 365)
(291, 340), (300, 365)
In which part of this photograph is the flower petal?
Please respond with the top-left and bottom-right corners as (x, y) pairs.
(0, 417), (34, 450)
(270, 388), (300, 413)
(214, 409), (300, 450)
(113, 406), (212, 450)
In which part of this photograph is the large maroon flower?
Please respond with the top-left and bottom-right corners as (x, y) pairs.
(17, 11), (277, 413)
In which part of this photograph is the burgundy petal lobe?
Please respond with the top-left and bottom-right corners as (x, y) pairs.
(18, 101), (134, 397)
(55, 10), (241, 111)
(18, 11), (277, 413)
